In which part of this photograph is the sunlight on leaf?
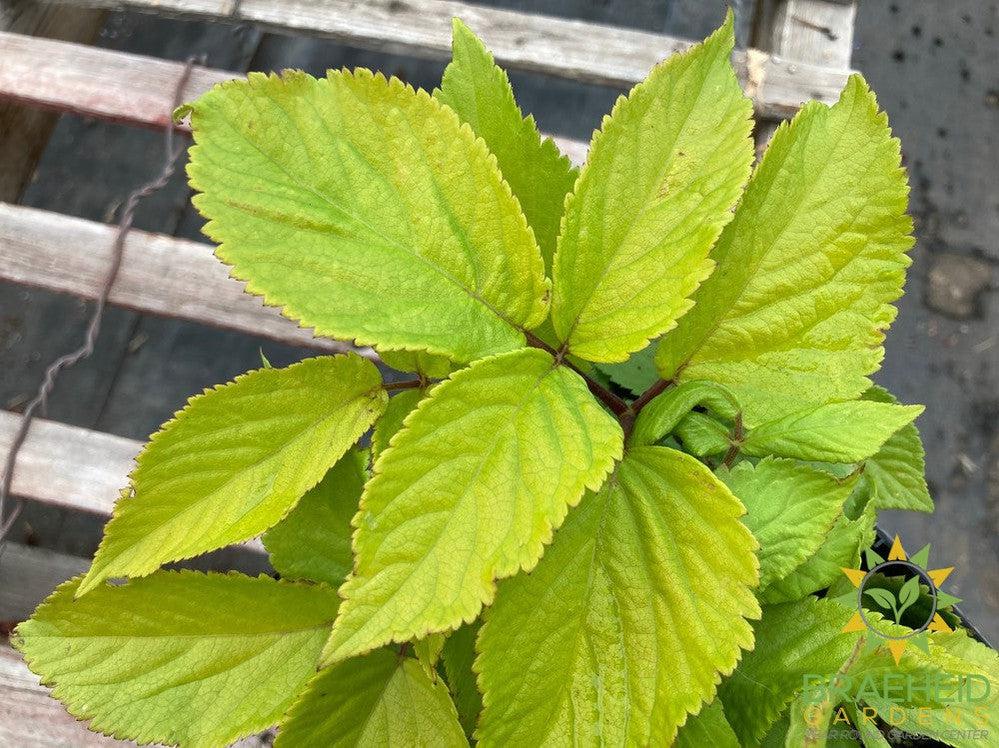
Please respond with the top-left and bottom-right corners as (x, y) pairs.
(185, 69), (548, 363)
(657, 76), (914, 424)
(551, 13), (753, 362)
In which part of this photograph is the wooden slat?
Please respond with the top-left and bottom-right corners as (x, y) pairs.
(0, 1), (105, 202)
(0, 410), (138, 517)
(0, 31), (588, 165)
(0, 30), (231, 128)
(0, 202), (367, 355)
(236, 0), (688, 88)
(768, 0), (856, 69)
(0, 543), (87, 622)
(753, 0), (857, 155)
(0, 410), (265, 553)
(23, 0), (850, 117)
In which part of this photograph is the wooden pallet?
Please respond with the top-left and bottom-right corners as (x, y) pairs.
(0, 0), (858, 744)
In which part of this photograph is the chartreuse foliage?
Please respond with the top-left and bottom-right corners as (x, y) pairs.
(551, 19), (752, 363)
(370, 388), (425, 461)
(14, 573), (340, 747)
(78, 354), (386, 595)
(655, 73), (914, 425)
(860, 385), (934, 512)
(435, 18), (577, 273)
(275, 649), (467, 747)
(475, 447), (758, 745)
(262, 449), (368, 588)
(441, 623), (483, 738)
(740, 400), (922, 463)
(674, 700), (740, 747)
(182, 66), (548, 364)
(323, 348), (622, 663)
(629, 379), (739, 447)
(18, 12), (977, 748)
(717, 458), (858, 591)
(760, 487), (879, 605)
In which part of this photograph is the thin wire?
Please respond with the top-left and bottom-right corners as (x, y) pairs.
(0, 56), (201, 546)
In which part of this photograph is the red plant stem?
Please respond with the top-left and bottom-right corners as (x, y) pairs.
(586, 378), (631, 418)
(722, 412), (745, 468)
(383, 378), (424, 392)
(628, 377), (673, 414)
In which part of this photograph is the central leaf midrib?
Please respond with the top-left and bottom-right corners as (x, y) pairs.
(356, 660), (412, 743)
(540, 489), (617, 743)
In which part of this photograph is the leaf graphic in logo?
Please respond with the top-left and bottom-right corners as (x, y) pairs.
(896, 575), (921, 622)
(863, 586), (901, 623)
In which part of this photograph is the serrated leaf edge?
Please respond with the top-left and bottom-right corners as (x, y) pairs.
(472, 446), (760, 745)
(78, 354), (385, 597)
(326, 349), (622, 662)
(552, 13), (751, 362)
(186, 68), (550, 361)
(663, 73), (915, 396)
(13, 571), (339, 748)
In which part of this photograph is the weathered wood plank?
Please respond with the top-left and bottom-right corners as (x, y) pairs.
(0, 543), (87, 622)
(1, 12), (269, 555)
(25, 0), (851, 116)
(0, 411), (265, 554)
(0, 410), (138, 517)
(768, 0), (856, 69)
(0, 0), (105, 202)
(753, 0), (857, 156)
(0, 30), (230, 128)
(236, 0), (684, 88)
(0, 31), (589, 165)
(0, 202), (367, 355)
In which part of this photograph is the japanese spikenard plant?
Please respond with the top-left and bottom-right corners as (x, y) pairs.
(14, 13), (999, 748)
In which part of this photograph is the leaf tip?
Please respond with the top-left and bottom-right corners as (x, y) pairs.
(450, 15), (471, 39)
(73, 569), (102, 599)
(721, 6), (736, 38)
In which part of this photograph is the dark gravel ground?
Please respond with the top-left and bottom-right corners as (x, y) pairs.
(0, 0), (995, 639)
(852, 0), (998, 643)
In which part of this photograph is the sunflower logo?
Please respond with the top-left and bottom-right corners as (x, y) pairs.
(837, 535), (961, 664)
